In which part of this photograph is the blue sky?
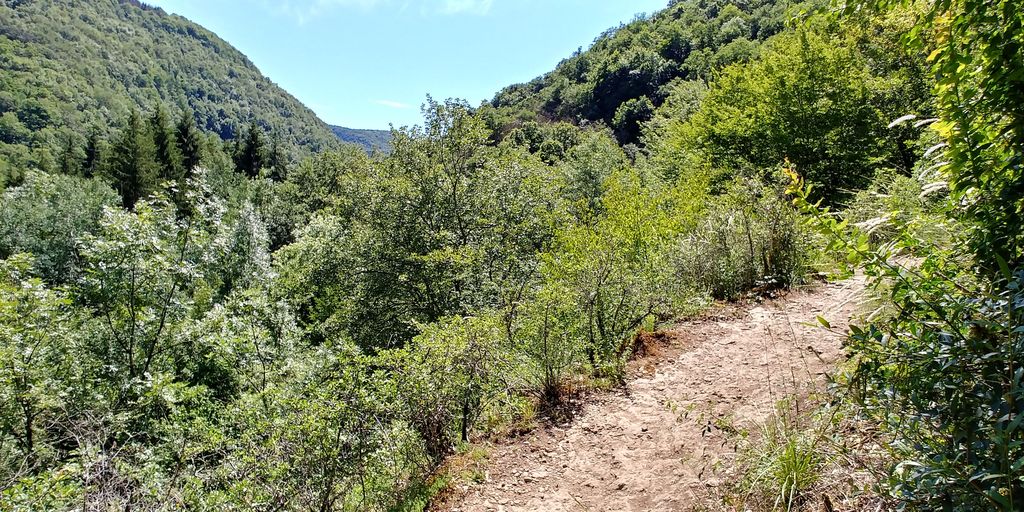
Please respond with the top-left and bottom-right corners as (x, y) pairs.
(148, 0), (668, 130)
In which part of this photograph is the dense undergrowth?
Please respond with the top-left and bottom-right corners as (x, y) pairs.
(3, 0), (1015, 509)
(730, 0), (1024, 506)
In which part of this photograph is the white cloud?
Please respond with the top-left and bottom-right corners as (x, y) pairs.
(441, 0), (493, 14)
(374, 99), (412, 109)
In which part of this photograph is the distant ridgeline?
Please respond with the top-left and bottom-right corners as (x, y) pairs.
(330, 125), (393, 153)
(0, 0), (347, 183)
(483, 0), (823, 145)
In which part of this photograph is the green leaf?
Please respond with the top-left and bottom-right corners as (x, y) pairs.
(995, 253), (1012, 281)
(816, 316), (832, 329)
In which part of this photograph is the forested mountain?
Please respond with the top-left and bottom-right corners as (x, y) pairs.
(2, 0), (1022, 510)
(330, 125), (393, 153)
(484, 0), (821, 143)
(0, 0), (339, 182)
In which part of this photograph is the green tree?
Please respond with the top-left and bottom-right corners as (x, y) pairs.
(174, 111), (202, 176)
(652, 26), (925, 202)
(0, 170), (119, 284)
(150, 104), (182, 183)
(800, 0), (1024, 508)
(215, 202), (272, 298)
(56, 132), (82, 176)
(0, 255), (78, 471)
(267, 129), (288, 182)
(277, 100), (557, 350)
(82, 125), (105, 179)
(541, 167), (687, 377)
(78, 198), (206, 391)
(235, 122), (267, 178)
(612, 95), (654, 143)
(107, 109), (158, 209)
(858, 0), (1024, 271)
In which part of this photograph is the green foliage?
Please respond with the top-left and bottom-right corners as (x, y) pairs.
(150, 105), (181, 184)
(542, 167), (687, 376)
(852, 0), (1024, 273)
(175, 110), (202, 175)
(612, 95), (655, 143)
(556, 128), (628, 220)
(234, 122), (267, 178)
(107, 109), (158, 209)
(196, 355), (428, 511)
(507, 287), (582, 402)
(490, 0), (822, 144)
(0, 255), (78, 477)
(774, 0), (1024, 507)
(330, 125), (394, 153)
(843, 168), (951, 246)
(675, 174), (811, 300)
(651, 20), (931, 203)
(278, 100), (558, 350)
(280, 144), (372, 222)
(78, 197), (205, 385)
(82, 125), (105, 179)
(0, 170), (119, 284)
(789, 165), (1024, 509)
(0, 0), (950, 508)
(383, 315), (504, 457)
(212, 202), (272, 298)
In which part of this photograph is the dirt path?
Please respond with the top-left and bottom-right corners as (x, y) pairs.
(442, 278), (866, 512)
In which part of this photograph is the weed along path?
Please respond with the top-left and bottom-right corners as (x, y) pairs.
(439, 278), (866, 512)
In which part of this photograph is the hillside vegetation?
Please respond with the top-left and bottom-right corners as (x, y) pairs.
(330, 125), (393, 153)
(0, 0), (339, 184)
(0, 0), (1022, 510)
(484, 0), (820, 144)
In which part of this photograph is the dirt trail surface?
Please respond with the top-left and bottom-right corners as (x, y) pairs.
(443, 278), (866, 512)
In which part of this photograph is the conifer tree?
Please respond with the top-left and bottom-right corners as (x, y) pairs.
(174, 111), (202, 178)
(82, 126), (104, 179)
(108, 109), (157, 209)
(150, 105), (181, 183)
(57, 132), (82, 176)
(234, 121), (266, 178)
(267, 129), (287, 181)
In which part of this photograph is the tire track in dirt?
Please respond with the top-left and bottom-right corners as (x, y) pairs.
(441, 278), (865, 512)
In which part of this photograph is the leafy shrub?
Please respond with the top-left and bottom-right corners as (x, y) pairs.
(847, 265), (1024, 510)
(507, 286), (583, 403)
(843, 169), (951, 246)
(791, 166), (1024, 510)
(543, 167), (685, 378)
(0, 170), (118, 284)
(650, 22), (930, 205)
(675, 175), (810, 300)
(382, 315), (504, 459)
(0, 255), (79, 479)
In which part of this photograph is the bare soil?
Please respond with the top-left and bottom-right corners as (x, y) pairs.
(439, 278), (866, 512)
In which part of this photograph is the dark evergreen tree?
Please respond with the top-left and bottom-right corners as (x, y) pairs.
(108, 110), (157, 209)
(82, 126), (104, 179)
(267, 129), (287, 181)
(56, 132), (82, 176)
(174, 111), (202, 178)
(150, 105), (181, 182)
(234, 122), (266, 178)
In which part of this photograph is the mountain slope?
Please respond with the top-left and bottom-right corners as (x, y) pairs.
(0, 0), (339, 176)
(329, 125), (392, 153)
(486, 0), (821, 143)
